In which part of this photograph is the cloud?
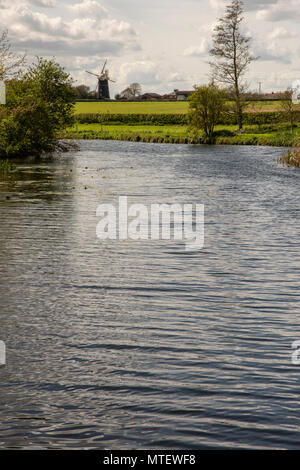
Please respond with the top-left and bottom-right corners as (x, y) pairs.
(209, 0), (278, 11)
(167, 72), (186, 83)
(69, 0), (108, 19)
(29, 0), (56, 6)
(253, 28), (297, 64)
(118, 61), (160, 87)
(268, 27), (297, 39)
(184, 38), (210, 57)
(0, 1), (140, 59)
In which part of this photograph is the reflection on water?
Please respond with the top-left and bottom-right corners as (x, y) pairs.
(0, 141), (300, 449)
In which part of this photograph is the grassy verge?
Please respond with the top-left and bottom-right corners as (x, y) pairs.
(60, 123), (300, 147)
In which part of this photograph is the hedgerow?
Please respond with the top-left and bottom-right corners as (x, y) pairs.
(75, 111), (300, 126)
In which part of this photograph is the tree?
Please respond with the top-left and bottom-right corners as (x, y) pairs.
(129, 83), (142, 98)
(281, 88), (297, 135)
(120, 87), (133, 100)
(209, 0), (257, 130)
(120, 83), (142, 100)
(74, 84), (90, 99)
(0, 30), (26, 80)
(0, 57), (76, 158)
(188, 83), (228, 143)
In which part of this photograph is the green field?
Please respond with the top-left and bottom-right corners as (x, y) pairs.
(75, 101), (189, 114)
(70, 101), (300, 147)
(62, 122), (300, 147)
(75, 100), (289, 115)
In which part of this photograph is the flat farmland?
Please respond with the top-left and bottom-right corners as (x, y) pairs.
(75, 100), (287, 115)
(75, 101), (189, 114)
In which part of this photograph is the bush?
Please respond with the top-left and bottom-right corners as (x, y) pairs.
(187, 84), (228, 143)
(75, 113), (187, 125)
(0, 58), (76, 158)
(74, 110), (300, 126)
(213, 129), (236, 137)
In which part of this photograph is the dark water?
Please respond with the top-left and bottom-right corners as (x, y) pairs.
(0, 141), (300, 450)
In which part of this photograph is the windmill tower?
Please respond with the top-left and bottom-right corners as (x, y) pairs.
(86, 60), (115, 100)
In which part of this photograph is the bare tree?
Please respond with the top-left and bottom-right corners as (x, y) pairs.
(120, 83), (142, 100)
(209, 0), (257, 130)
(129, 83), (142, 98)
(0, 30), (26, 80)
(120, 87), (134, 100)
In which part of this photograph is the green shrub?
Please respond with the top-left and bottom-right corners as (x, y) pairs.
(0, 58), (76, 158)
(75, 110), (300, 126)
(213, 129), (236, 137)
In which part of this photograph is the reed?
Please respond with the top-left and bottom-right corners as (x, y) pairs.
(279, 145), (300, 168)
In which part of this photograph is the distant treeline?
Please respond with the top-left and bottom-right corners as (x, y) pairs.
(75, 97), (291, 103)
(75, 111), (300, 126)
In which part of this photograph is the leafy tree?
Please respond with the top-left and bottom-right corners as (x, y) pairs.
(209, 0), (256, 130)
(281, 88), (297, 134)
(0, 57), (76, 157)
(74, 84), (90, 99)
(0, 30), (26, 80)
(188, 83), (228, 143)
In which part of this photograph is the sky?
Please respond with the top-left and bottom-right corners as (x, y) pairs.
(0, 0), (299, 97)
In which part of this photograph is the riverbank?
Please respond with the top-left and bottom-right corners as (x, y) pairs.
(60, 123), (300, 147)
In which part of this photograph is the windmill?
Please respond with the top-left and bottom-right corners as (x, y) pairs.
(86, 60), (115, 100)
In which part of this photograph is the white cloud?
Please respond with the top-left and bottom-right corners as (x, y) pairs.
(29, 0), (56, 7)
(118, 61), (160, 87)
(69, 0), (108, 19)
(184, 38), (209, 57)
(268, 27), (297, 39)
(253, 28), (296, 64)
(257, 0), (300, 21)
(209, 0), (278, 11)
(167, 72), (186, 83)
(0, 1), (140, 59)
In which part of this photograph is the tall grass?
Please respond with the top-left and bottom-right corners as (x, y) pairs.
(0, 159), (17, 175)
(279, 145), (300, 168)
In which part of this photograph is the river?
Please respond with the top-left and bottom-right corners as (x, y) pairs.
(0, 141), (299, 449)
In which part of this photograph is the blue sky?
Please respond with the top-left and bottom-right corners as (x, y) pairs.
(0, 0), (299, 96)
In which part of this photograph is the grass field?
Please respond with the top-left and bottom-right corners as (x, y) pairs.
(75, 101), (189, 114)
(62, 122), (300, 147)
(75, 100), (288, 115)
